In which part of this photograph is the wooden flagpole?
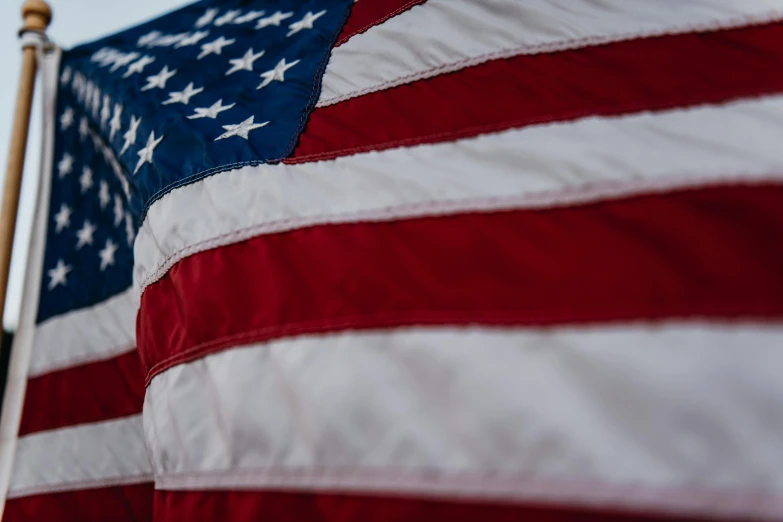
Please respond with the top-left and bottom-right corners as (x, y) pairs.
(0, 0), (52, 347)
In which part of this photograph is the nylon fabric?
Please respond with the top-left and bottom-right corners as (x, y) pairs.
(8, 416), (151, 499)
(297, 23), (783, 163)
(29, 289), (136, 377)
(18, 350), (144, 436)
(145, 325), (783, 519)
(135, 95), (783, 297)
(318, 0), (783, 106)
(138, 185), (783, 379)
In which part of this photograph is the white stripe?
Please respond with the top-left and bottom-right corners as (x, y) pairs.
(319, 0), (783, 106)
(29, 288), (136, 377)
(145, 323), (783, 519)
(135, 95), (783, 295)
(8, 415), (151, 498)
(0, 48), (60, 515)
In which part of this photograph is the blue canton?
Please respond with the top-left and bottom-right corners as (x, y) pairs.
(38, 0), (352, 323)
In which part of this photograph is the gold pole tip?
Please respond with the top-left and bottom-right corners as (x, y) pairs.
(21, 0), (52, 34)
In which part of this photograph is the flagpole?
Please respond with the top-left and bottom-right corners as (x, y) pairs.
(0, 0), (51, 344)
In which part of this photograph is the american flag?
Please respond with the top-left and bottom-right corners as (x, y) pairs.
(2, 0), (783, 520)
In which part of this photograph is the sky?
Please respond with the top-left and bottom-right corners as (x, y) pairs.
(0, 0), (186, 329)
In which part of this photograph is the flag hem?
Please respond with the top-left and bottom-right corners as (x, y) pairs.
(0, 46), (61, 517)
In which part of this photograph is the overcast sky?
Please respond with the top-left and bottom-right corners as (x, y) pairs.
(0, 0), (186, 329)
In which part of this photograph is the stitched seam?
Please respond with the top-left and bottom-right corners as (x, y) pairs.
(290, 83), (783, 164)
(334, 1), (423, 47)
(142, 307), (782, 385)
(27, 343), (137, 379)
(289, 120), (526, 163)
(136, 172), (783, 294)
(317, 12), (783, 108)
(154, 467), (782, 497)
(280, 8), (345, 163)
(150, 469), (783, 518)
(144, 311), (544, 383)
(6, 474), (154, 499)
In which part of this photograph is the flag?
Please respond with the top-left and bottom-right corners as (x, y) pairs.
(2, 0), (783, 520)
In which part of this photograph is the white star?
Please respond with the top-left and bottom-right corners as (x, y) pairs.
(109, 51), (139, 72)
(90, 129), (102, 151)
(162, 82), (204, 105)
(197, 36), (235, 60)
(86, 82), (96, 105)
(187, 99), (235, 119)
(99, 238), (119, 271)
(73, 73), (86, 102)
(79, 116), (89, 141)
(151, 33), (188, 47)
(110, 156), (128, 196)
(84, 80), (94, 106)
(134, 131), (164, 174)
(194, 7), (218, 28)
(233, 10), (265, 24)
(214, 9), (241, 26)
(91, 47), (111, 62)
(100, 142), (115, 164)
(60, 107), (74, 130)
(174, 30), (210, 48)
(113, 194), (124, 226)
(87, 84), (98, 117)
(109, 104), (123, 141)
(117, 168), (131, 199)
(53, 203), (72, 233)
(57, 153), (74, 178)
(97, 49), (118, 67)
(60, 66), (72, 85)
(256, 10), (293, 29)
(287, 10), (326, 37)
(100, 95), (111, 128)
(102, 50), (124, 67)
(125, 213), (135, 246)
(79, 166), (93, 192)
(95, 49), (120, 67)
(111, 156), (122, 178)
(257, 58), (300, 89)
(137, 30), (161, 47)
(91, 87), (101, 119)
(47, 259), (72, 290)
(215, 116), (268, 141)
(123, 54), (155, 78)
(141, 65), (177, 91)
(75, 219), (96, 249)
(71, 71), (86, 101)
(76, 84), (87, 105)
(121, 115), (142, 154)
(98, 180), (111, 209)
(225, 48), (265, 75)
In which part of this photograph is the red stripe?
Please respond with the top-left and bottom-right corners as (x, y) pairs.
(335, 0), (426, 46)
(138, 185), (783, 381)
(292, 23), (783, 164)
(3, 482), (153, 522)
(153, 489), (721, 522)
(18, 350), (144, 436)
